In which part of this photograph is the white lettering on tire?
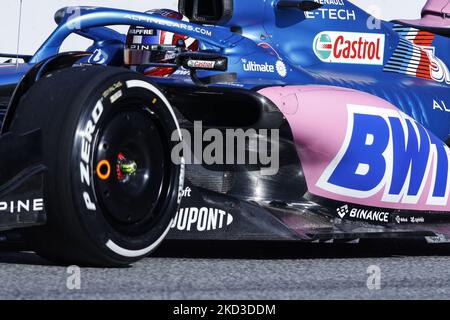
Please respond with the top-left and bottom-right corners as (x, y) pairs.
(103, 80), (184, 258)
(79, 101), (104, 211)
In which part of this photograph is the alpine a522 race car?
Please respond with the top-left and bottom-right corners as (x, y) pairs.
(0, 0), (450, 266)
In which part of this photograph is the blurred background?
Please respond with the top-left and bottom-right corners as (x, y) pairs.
(0, 0), (427, 54)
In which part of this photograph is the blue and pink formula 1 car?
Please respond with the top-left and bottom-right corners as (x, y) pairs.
(0, 0), (449, 266)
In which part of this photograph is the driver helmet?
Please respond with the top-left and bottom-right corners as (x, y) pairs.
(124, 9), (198, 77)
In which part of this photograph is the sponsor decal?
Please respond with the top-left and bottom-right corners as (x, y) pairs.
(187, 60), (216, 69)
(124, 14), (212, 37)
(180, 186), (192, 198)
(336, 204), (390, 223)
(305, 0), (355, 21)
(276, 60), (288, 78)
(395, 216), (408, 224)
(242, 59), (274, 73)
(410, 216), (425, 224)
(313, 32), (385, 65)
(127, 28), (156, 36)
(0, 199), (44, 214)
(102, 82), (123, 98)
(317, 104), (450, 207)
(384, 25), (450, 84)
(336, 204), (349, 218)
(313, 0), (345, 4)
(395, 215), (425, 224)
(88, 49), (107, 64)
(171, 207), (234, 232)
(305, 9), (356, 21)
(242, 59), (287, 77)
(433, 100), (450, 113)
(173, 68), (190, 76)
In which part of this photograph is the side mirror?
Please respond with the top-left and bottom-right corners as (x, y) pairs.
(276, 0), (323, 11)
(175, 52), (236, 86)
(176, 52), (228, 72)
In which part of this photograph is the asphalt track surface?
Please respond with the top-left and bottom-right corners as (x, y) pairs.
(0, 240), (449, 299)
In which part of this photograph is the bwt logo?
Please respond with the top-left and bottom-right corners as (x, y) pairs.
(317, 105), (450, 206)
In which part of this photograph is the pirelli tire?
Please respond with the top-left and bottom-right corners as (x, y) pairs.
(10, 66), (184, 267)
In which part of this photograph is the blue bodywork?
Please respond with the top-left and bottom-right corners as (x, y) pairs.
(0, 0), (450, 244)
(0, 0), (449, 141)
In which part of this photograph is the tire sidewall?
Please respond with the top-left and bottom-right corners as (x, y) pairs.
(68, 75), (184, 261)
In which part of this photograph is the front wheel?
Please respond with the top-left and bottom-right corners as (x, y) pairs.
(10, 66), (184, 267)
